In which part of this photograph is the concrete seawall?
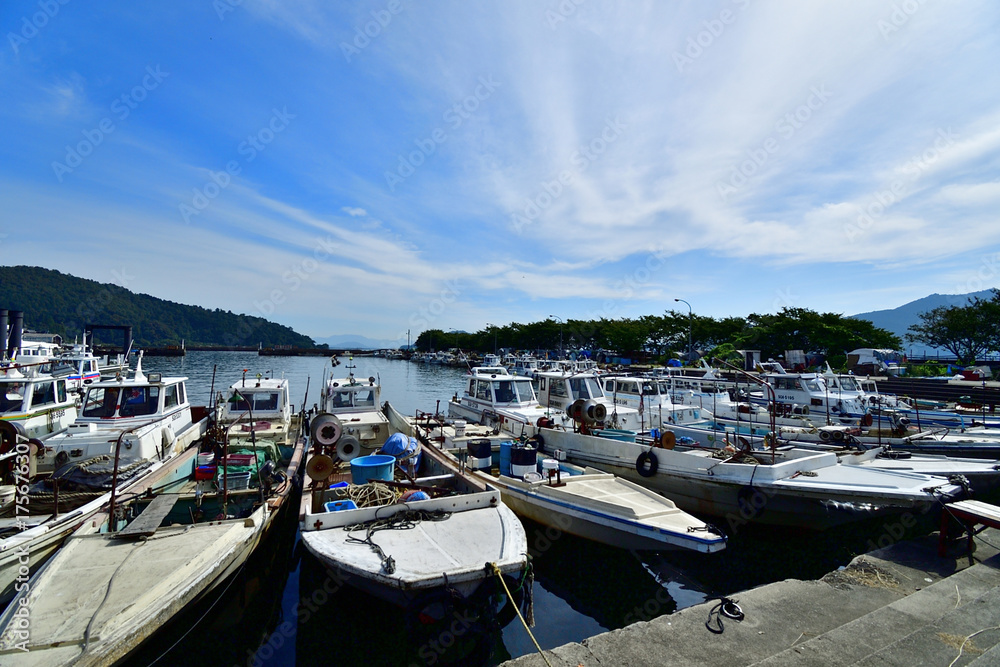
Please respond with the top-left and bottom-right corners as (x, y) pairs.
(503, 528), (1000, 667)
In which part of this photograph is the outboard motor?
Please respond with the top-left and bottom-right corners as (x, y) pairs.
(466, 438), (492, 471)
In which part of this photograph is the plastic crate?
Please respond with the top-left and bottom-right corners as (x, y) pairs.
(225, 454), (256, 466)
(195, 465), (216, 480)
(324, 499), (358, 512)
(220, 471), (251, 490)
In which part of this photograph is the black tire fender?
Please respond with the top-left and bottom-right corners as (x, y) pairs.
(636, 450), (658, 477)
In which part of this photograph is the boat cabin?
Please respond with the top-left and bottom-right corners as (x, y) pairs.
(0, 372), (77, 440)
(222, 376), (292, 436)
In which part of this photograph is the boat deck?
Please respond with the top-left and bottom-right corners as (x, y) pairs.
(0, 518), (257, 665)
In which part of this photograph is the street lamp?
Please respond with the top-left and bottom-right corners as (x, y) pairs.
(550, 315), (564, 358)
(675, 299), (692, 363)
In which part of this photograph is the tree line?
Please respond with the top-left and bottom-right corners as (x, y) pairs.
(415, 307), (902, 368)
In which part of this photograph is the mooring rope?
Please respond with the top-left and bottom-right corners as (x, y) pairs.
(489, 562), (551, 667)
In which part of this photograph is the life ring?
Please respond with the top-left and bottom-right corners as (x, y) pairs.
(636, 450), (658, 477)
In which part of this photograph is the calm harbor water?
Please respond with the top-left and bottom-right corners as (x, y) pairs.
(121, 351), (944, 667)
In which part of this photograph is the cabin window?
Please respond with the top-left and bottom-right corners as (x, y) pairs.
(83, 387), (121, 418)
(163, 384), (179, 409)
(493, 381), (515, 403)
(121, 386), (159, 417)
(475, 381), (491, 401)
(56, 380), (67, 403)
(468, 380), (475, 395)
(0, 383), (24, 412)
(803, 379), (822, 392)
(514, 379), (535, 402)
(617, 381), (638, 395)
(550, 380), (568, 398)
(539, 378), (546, 391)
(329, 391), (352, 408)
(604, 380), (613, 392)
(31, 381), (57, 408)
(354, 389), (375, 407)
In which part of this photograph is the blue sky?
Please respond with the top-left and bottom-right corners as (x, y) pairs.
(3, 1), (1000, 344)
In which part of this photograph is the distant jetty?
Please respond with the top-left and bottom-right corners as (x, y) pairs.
(258, 346), (373, 357)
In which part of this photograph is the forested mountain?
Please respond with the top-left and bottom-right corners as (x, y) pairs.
(850, 290), (993, 354)
(0, 266), (315, 348)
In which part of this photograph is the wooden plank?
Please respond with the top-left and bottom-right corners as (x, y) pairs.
(949, 499), (1000, 525)
(116, 494), (180, 538)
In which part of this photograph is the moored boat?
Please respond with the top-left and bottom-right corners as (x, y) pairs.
(297, 397), (528, 615)
(0, 380), (307, 665)
(532, 425), (964, 530)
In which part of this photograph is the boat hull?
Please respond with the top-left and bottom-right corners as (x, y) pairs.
(536, 428), (962, 531)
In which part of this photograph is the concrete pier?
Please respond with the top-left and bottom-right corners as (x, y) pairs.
(503, 528), (1000, 666)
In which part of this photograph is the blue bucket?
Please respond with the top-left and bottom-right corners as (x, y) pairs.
(350, 454), (395, 484)
(499, 441), (513, 476)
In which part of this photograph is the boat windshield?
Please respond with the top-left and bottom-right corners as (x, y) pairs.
(354, 388), (376, 408)
(837, 376), (860, 391)
(514, 379), (536, 402)
(569, 377), (603, 400)
(492, 380), (517, 403)
(802, 379), (823, 392)
(229, 391), (280, 412)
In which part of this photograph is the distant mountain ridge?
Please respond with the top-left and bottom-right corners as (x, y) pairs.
(313, 333), (403, 349)
(850, 290), (995, 354)
(0, 265), (315, 348)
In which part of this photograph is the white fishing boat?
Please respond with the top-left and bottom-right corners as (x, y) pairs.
(430, 425), (726, 553)
(447, 366), (554, 433)
(510, 356), (541, 378)
(316, 359), (390, 459)
(218, 372), (301, 462)
(535, 369), (644, 431)
(0, 367), (77, 443)
(297, 399), (528, 614)
(0, 393), (306, 665)
(0, 354), (209, 605)
(532, 425), (964, 530)
(660, 416), (1000, 494)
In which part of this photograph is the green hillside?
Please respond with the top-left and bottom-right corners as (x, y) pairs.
(0, 266), (315, 348)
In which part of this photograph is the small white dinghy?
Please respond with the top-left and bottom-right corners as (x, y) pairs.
(299, 402), (528, 611)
